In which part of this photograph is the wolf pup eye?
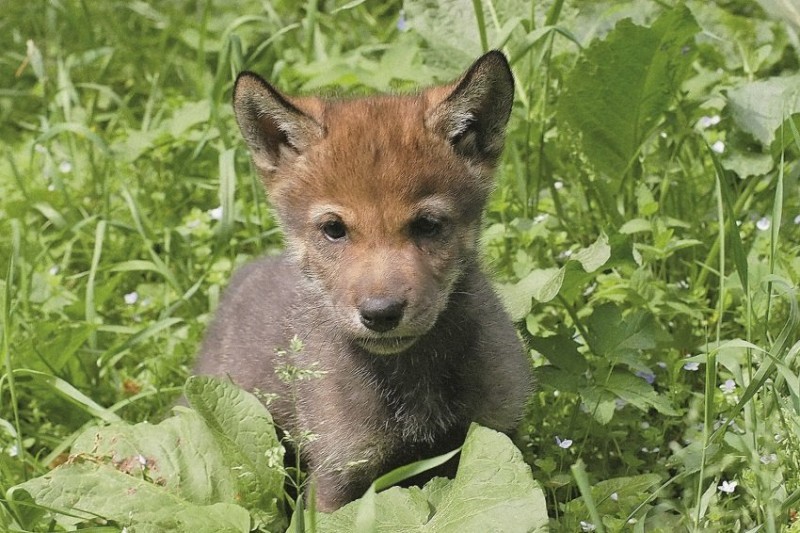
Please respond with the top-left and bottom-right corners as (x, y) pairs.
(410, 216), (443, 239)
(321, 219), (347, 241)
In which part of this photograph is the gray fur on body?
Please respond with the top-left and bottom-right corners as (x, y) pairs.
(195, 253), (530, 509)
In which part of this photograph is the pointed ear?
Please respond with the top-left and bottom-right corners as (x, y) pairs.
(425, 51), (514, 163)
(232, 72), (324, 175)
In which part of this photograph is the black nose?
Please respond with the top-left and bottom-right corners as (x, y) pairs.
(359, 297), (406, 332)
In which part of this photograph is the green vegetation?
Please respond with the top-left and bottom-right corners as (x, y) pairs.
(1, 0), (799, 530)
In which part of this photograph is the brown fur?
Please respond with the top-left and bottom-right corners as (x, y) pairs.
(194, 51), (531, 511)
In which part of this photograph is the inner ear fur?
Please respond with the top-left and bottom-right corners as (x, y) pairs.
(425, 50), (515, 163)
(232, 72), (324, 176)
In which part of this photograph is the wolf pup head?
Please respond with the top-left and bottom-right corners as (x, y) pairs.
(232, 52), (514, 355)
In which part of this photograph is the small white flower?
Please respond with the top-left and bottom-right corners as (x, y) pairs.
(580, 521), (596, 532)
(9, 444), (18, 457)
(718, 480), (737, 494)
(58, 160), (72, 173)
(760, 453), (777, 465)
(756, 217), (770, 231)
(610, 492), (619, 501)
(124, 291), (139, 305)
(49, 265), (59, 275)
(794, 214), (800, 225)
(683, 361), (700, 371)
(711, 140), (725, 153)
(720, 379), (736, 393)
(533, 214), (548, 224)
(553, 180), (564, 190)
(640, 421), (650, 429)
(657, 361), (668, 369)
(208, 206), (223, 220)
(553, 390), (560, 397)
(47, 183), (56, 191)
(555, 436), (573, 449)
(698, 115), (721, 129)
(660, 131), (668, 138)
(137, 454), (147, 466)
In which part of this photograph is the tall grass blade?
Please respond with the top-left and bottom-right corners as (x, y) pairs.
(217, 148), (236, 242)
(86, 220), (107, 352)
(571, 459), (605, 533)
(354, 447), (461, 531)
(471, 0), (489, 52)
(12, 370), (121, 424)
(2, 220), (24, 474)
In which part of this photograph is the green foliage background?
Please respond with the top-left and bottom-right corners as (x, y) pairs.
(1, 0), (799, 530)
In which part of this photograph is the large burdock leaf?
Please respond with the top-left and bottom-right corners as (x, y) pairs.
(304, 424), (548, 532)
(728, 75), (800, 146)
(8, 376), (285, 532)
(558, 6), (700, 179)
(9, 463), (251, 533)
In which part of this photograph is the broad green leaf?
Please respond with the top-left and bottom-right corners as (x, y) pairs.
(558, 6), (700, 178)
(498, 268), (560, 320)
(572, 232), (611, 272)
(603, 370), (678, 416)
(10, 377), (285, 532)
(619, 218), (652, 235)
(305, 424), (548, 532)
(585, 303), (660, 360)
(728, 75), (800, 146)
(721, 149), (774, 178)
(580, 386), (616, 425)
(529, 334), (588, 374)
(501, 233), (612, 318)
(8, 464), (251, 533)
(533, 365), (583, 394)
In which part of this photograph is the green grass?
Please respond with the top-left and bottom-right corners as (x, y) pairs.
(2, 0), (800, 531)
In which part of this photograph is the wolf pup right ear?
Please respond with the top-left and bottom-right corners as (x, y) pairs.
(425, 50), (514, 164)
(232, 73), (324, 178)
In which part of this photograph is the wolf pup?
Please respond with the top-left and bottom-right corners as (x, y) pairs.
(195, 50), (531, 511)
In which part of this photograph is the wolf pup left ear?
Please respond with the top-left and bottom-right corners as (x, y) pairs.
(232, 73), (324, 177)
(425, 50), (514, 164)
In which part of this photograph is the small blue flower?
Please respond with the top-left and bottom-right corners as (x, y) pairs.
(555, 436), (573, 449)
(397, 9), (407, 31)
(635, 370), (655, 384)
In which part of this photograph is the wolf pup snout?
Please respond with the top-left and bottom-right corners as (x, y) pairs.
(194, 50), (532, 511)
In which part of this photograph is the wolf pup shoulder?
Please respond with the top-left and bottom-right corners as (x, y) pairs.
(194, 51), (532, 511)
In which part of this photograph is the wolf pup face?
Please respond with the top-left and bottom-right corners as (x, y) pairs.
(232, 52), (513, 355)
